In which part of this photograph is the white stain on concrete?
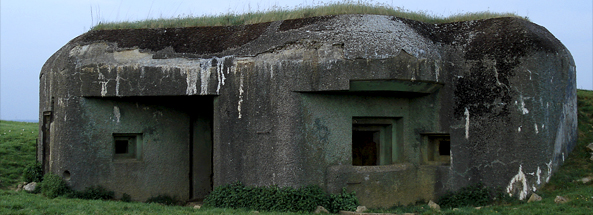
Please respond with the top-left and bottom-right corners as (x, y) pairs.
(536, 166), (542, 185)
(113, 106), (121, 123)
(185, 68), (199, 95)
(199, 59), (213, 95)
(57, 98), (66, 107)
(464, 108), (470, 139)
(520, 95), (529, 114)
(69, 45), (90, 57)
(553, 102), (577, 166)
(546, 160), (553, 183)
(506, 165), (529, 200)
(179, 57), (231, 95)
(238, 73), (244, 119)
(98, 71), (108, 96)
(270, 63), (274, 79)
(116, 66), (122, 96)
(449, 150), (453, 169)
(216, 57), (227, 94)
(494, 67), (502, 86)
(113, 49), (152, 63)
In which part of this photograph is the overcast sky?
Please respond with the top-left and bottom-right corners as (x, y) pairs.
(1, 0), (592, 121)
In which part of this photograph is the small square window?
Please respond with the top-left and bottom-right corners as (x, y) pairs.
(115, 139), (130, 154)
(113, 134), (142, 160)
(439, 140), (450, 156)
(422, 134), (450, 165)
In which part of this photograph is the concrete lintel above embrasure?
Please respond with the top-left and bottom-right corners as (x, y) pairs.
(349, 79), (443, 94)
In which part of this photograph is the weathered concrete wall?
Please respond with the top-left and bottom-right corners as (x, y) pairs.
(39, 14), (576, 206)
(79, 97), (192, 200)
(421, 18), (578, 199)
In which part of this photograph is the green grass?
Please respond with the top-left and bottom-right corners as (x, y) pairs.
(92, 2), (526, 30)
(0, 120), (38, 189)
(0, 189), (306, 215)
(0, 90), (591, 214)
(544, 90), (593, 191)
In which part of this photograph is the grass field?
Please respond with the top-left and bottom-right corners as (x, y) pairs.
(91, 2), (526, 30)
(1, 90), (592, 214)
(0, 120), (38, 189)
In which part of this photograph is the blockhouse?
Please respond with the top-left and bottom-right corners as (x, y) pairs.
(39, 14), (577, 207)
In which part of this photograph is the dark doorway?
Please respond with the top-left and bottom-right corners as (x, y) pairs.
(352, 130), (379, 166)
(42, 111), (52, 174)
(189, 99), (214, 200)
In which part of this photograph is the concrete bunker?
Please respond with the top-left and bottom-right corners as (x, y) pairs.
(39, 14), (576, 207)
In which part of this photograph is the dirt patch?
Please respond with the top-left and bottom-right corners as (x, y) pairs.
(75, 22), (271, 55)
(278, 15), (335, 31)
(73, 16), (337, 56)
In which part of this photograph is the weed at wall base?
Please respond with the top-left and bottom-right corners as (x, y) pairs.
(39, 173), (70, 198)
(22, 162), (43, 183)
(145, 194), (180, 206)
(37, 173), (115, 200)
(326, 188), (359, 213)
(203, 181), (358, 213)
(74, 185), (115, 200)
(437, 182), (520, 208)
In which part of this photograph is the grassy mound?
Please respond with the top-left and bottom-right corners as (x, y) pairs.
(92, 2), (526, 30)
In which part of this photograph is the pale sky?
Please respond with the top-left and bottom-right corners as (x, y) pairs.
(1, 0), (592, 121)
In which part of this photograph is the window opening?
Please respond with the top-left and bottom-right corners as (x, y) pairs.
(352, 130), (378, 166)
(423, 134), (450, 165)
(115, 139), (129, 154)
(439, 140), (450, 156)
(352, 117), (402, 166)
(113, 133), (142, 160)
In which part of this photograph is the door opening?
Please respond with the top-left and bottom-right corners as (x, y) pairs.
(42, 111), (52, 174)
(187, 97), (214, 200)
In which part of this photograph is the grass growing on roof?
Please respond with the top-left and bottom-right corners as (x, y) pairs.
(91, 2), (527, 30)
